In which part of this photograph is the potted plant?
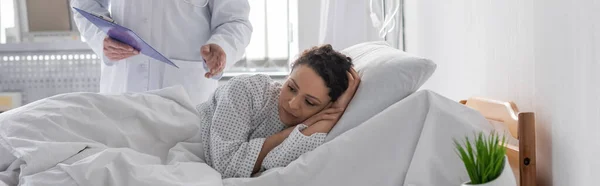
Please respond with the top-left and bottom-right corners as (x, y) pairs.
(453, 131), (516, 186)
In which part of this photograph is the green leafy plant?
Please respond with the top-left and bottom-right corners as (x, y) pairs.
(454, 131), (507, 184)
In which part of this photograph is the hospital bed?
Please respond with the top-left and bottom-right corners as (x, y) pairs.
(0, 41), (537, 186)
(460, 97), (537, 186)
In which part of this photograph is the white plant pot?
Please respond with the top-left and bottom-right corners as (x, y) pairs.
(461, 156), (517, 186)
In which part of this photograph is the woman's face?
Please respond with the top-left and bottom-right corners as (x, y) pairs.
(278, 65), (332, 126)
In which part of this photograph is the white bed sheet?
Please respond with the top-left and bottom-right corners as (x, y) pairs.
(223, 90), (493, 186)
(0, 86), (222, 186)
(0, 87), (493, 186)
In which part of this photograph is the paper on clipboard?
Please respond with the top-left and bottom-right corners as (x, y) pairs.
(72, 7), (179, 68)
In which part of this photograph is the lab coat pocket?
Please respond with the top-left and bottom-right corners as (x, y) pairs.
(164, 59), (219, 105)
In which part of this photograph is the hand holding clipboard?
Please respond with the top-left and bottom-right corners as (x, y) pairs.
(103, 36), (140, 61)
(73, 7), (179, 68)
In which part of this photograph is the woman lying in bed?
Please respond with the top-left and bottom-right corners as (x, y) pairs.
(199, 44), (360, 178)
(0, 44), (358, 183)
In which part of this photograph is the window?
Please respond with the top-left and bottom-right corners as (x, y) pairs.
(0, 0), (16, 44)
(226, 0), (297, 76)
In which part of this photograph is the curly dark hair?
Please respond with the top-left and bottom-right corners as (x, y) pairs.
(291, 44), (353, 102)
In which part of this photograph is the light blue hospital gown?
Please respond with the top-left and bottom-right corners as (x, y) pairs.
(196, 74), (326, 178)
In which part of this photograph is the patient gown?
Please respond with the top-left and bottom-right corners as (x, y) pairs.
(196, 74), (326, 178)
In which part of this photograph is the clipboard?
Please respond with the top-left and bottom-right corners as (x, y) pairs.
(72, 7), (179, 68)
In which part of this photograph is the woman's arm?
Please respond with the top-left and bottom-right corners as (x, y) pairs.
(204, 75), (283, 178)
(301, 120), (336, 136)
(260, 124), (327, 170)
(253, 126), (295, 173)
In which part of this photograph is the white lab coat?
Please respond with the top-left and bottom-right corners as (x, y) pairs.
(71, 0), (252, 105)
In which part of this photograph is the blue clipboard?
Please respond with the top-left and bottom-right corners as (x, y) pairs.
(73, 7), (179, 68)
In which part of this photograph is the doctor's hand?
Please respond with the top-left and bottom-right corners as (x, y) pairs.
(201, 44), (226, 78)
(103, 37), (139, 61)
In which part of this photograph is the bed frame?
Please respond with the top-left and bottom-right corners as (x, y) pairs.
(460, 98), (536, 186)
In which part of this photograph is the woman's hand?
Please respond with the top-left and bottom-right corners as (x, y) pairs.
(331, 68), (361, 112)
(302, 106), (344, 126)
(301, 68), (361, 135)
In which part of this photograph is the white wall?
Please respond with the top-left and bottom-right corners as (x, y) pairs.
(405, 0), (600, 185)
(534, 1), (600, 184)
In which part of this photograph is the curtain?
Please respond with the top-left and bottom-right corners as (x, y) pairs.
(318, 0), (401, 50)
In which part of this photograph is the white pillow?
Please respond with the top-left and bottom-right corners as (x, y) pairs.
(325, 41), (436, 141)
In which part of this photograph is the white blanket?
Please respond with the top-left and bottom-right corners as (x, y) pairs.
(223, 90), (492, 186)
(1, 87), (492, 186)
(0, 86), (222, 186)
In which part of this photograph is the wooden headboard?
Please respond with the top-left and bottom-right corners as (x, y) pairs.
(460, 97), (536, 186)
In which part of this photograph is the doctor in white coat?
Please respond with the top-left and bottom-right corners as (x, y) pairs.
(71, 0), (252, 105)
